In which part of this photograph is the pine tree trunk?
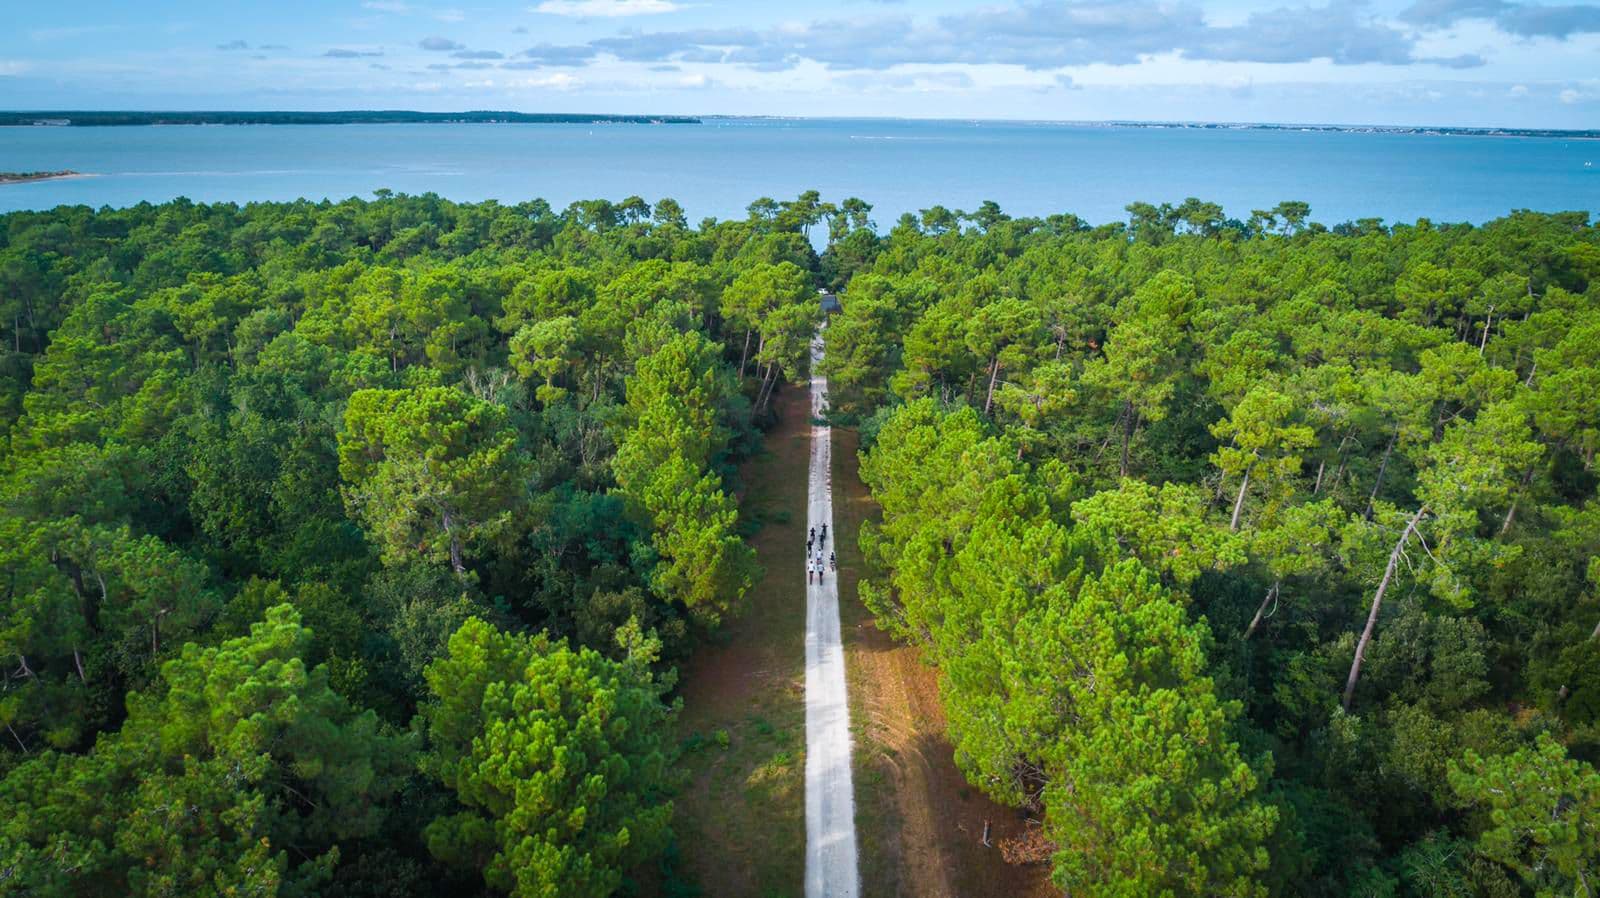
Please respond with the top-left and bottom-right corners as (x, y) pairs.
(738, 329), (752, 380)
(1214, 437), (1237, 502)
(1230, 462), (1254, 532)
(91, 572), (107, 634)
(1318, 428), (1356, 493)
(1329, 432), (1355, 495)
(1343, 505), (1426, 711)
(1363, 428), (1399, 521)
(1119, 403), (1135, 479)
(1500, 465), (1536, 536)
(442, 509), (466, 574)
(983, 356), (1000, 416)
(755, 364), (779, 414)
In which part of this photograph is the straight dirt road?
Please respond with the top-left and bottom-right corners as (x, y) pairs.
(804, 326), (860, 898)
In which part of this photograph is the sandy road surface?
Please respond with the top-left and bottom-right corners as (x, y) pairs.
(804, 327), (860, 898)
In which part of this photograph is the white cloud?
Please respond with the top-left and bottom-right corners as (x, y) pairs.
(831, 68), (981, 93)
(533, 0), (681, 18)
(363, 1), (412, 11)
(0, 60), (29, 76)
(1401, 0), (1600, 40)
(509, 72), (582, 89)
(1559, 87), (1581, 103)
(1508, 83), (1527, 96)
(572, 3), (1469, 73)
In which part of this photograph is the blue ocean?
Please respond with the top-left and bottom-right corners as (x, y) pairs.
(1, 117), (1596, 226)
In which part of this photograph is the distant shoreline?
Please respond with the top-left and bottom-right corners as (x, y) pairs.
(702, 115), (1600, 141)
(0, 111), (700, 127)
(0, 111), (1592, 139)
(1094, 120), (1600, 141)
(0, 170), (85, 185)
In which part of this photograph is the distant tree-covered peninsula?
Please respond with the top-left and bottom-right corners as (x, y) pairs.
(0, 110), (700, 126)
(0, 170), (80, 184)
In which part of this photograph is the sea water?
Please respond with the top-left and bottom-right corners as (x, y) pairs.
(1, 117), (1595, 227)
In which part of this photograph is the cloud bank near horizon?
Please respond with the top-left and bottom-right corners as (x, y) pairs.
(4, 0), (1598, 127)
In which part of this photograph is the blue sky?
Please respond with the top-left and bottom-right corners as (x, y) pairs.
(3, 0), (1599, 126)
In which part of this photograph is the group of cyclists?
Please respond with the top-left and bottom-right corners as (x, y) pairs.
(806, 525), (836, 583)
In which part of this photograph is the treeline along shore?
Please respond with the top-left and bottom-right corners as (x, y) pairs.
(1101, 120), (1600, 140)
(0, 170), (81, 184)
(0, 110), (701, 126)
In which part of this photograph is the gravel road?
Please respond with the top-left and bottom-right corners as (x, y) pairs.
(804, 327), (860, 898)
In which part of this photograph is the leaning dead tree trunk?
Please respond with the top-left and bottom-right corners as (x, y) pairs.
(1343, 505), (1427, 711)
(1244, 579), (1281, 640)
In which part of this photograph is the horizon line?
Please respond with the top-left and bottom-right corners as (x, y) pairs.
(2, 109), (1599, 137)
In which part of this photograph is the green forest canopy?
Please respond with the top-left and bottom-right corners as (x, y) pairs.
(0, 190), (1597, 897)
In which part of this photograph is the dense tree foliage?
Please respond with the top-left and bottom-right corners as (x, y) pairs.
(0, 605), (413, 896)
(834, 200), (1600, 895)
(0, 191), (831, 895)
(418, 617), (674, 898)
(2, 187), (1597, 896)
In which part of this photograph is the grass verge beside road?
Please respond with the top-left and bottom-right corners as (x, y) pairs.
(673, 387), (808, 898)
